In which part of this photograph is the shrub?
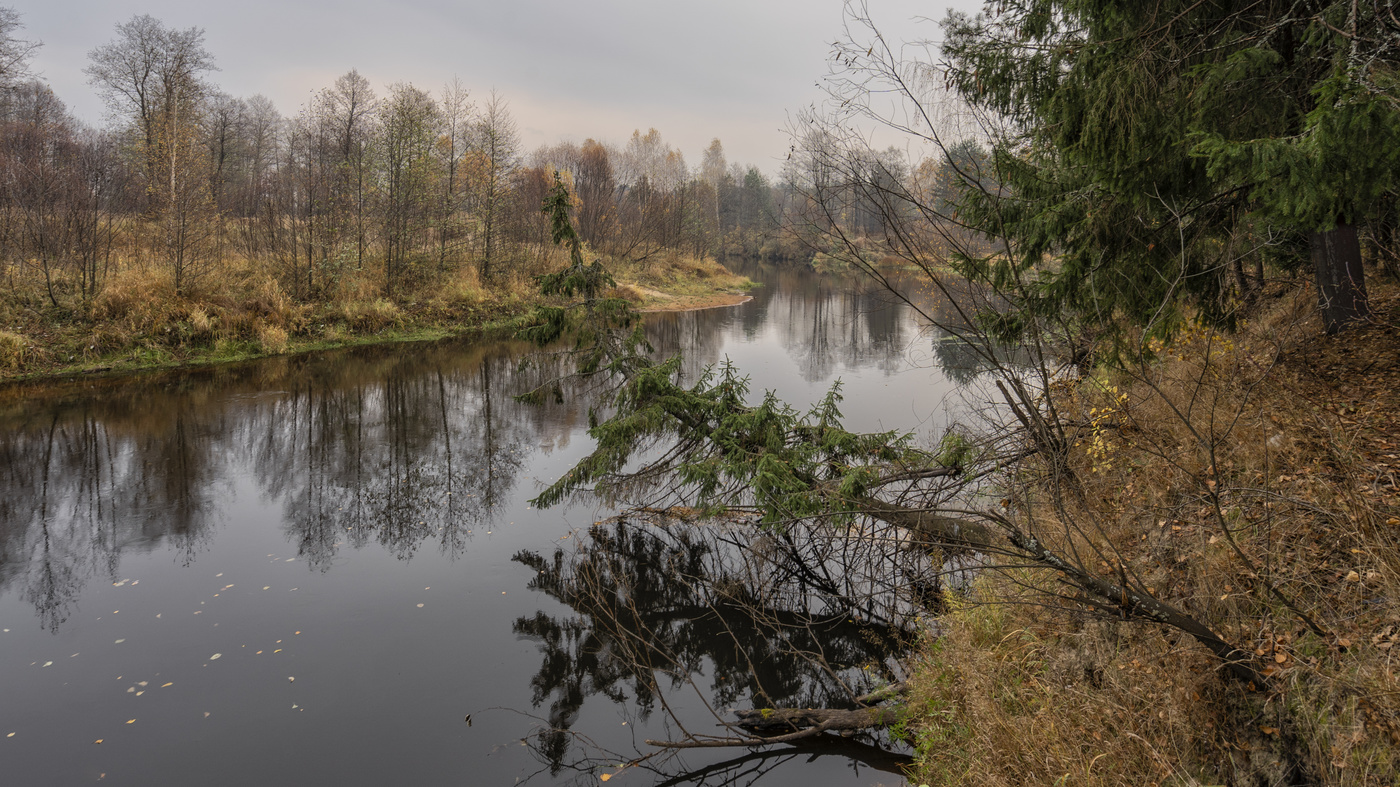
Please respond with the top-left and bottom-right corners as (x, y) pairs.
(256, 324), (289, 355)
(0, 331), (30, 370)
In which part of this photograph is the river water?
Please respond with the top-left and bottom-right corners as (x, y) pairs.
(0, 264), (988, 786)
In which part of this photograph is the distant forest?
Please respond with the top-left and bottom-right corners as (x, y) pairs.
(0, 11), (846, 310)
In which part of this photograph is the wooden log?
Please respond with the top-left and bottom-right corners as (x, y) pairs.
(733, 706), (900, 733)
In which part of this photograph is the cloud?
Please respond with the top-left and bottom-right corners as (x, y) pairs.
(14, 0), (976, 173)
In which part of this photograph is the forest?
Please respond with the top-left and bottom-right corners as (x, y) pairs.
(0, 11), (826, 377)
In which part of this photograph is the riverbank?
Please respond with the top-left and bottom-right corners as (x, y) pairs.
(0, 251), (754, 384)
(904, 279), (1400, 785)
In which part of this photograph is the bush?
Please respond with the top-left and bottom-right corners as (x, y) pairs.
(0, 330), (30, 370)
(257, 323), (289, 355)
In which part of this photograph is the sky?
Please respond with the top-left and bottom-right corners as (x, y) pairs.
(12, 0), (983, 176)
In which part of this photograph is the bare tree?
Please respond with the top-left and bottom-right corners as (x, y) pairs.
(470, 90), (518, 281)
(0, 7), (38, 91)
(435, 77), (472, 274)
(85, 14), (216, 199)
(378, 82), (440, 295)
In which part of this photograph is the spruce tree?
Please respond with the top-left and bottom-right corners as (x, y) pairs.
(941, 0), (1399, 338)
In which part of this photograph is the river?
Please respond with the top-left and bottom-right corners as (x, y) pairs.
(0, 263), (991, 786)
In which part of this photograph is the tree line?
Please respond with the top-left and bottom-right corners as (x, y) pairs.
(0, 11), (789, 313)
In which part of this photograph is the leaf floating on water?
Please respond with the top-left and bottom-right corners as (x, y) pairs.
(284, 559), (295, 563)
(127, 687), (134, 693)
(600, 775), (611, 782)
(287, 676), (295, 682)
(416, 603), (424, 608)
(135, 691), (144, 696)
(138, 681), (147, 687)
(114, 639), (125, 644)
(203, 712), (210, 718)
(210, 654), (222, 660)
(42, 661), (52, 668)
(125, 719), (135, 724)
(6, 732), (14, 738)
(162, 683), (173, 688)
(94, 739), (102, 744)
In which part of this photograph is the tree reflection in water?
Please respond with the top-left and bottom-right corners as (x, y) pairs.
(512, 513), (940, 780)
(0, 340), (565, 628)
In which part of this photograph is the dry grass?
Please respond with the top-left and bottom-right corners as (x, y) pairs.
(0, 234), (747, 380)
(907, 280), (1400, 786)
(0, 330), (30, 370)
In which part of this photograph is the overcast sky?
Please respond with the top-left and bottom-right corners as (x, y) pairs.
(12, 0), (982, 175)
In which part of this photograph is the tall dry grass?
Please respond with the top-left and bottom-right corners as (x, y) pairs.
(907, 283), (1400, 786)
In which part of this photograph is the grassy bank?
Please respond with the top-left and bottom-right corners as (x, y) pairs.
(904, 281), (1400, 785)
(0, 247), (753, 384)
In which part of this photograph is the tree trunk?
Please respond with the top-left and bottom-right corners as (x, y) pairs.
(733, 707), (899, 732)
(1310, 223), (1369, 333)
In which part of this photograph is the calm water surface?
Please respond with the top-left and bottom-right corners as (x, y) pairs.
(0, 265), (987, 786)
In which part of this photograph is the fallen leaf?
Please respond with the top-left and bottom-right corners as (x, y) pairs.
(600, 775), (611, 782)
(125, 719), (135, 724)
(94, 739), (102, 744)
(162, 683), (173, 688)
(210, 654), (222, 660)
(287, 676), (295, 682)
(1346, 571), (1360, 582)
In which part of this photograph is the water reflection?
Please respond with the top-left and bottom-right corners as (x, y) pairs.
(0, 265), (994, 640)
(0, 264), (995, 640)
(512, 516), (931, 775)
(0, 341), (577, 629)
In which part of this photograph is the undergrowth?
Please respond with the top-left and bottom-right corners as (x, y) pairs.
(0, 239), (749, 382)
(906, 280), (1400, 786)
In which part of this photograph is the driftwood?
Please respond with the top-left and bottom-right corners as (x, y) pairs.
(644, 682), (909, 749)
(733, 706), (900, 732)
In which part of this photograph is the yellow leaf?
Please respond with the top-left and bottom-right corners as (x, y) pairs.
(600, 775), (611, 782)
(1274, 653), (1287, 663)
(94, 739), (103, 744)
(125, 719), (135, 724)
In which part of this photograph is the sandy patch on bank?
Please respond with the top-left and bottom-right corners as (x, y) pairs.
(626, 285), (752, 313)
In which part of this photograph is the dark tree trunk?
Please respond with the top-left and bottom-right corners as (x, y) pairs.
(1310, 223), (1369, 333)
